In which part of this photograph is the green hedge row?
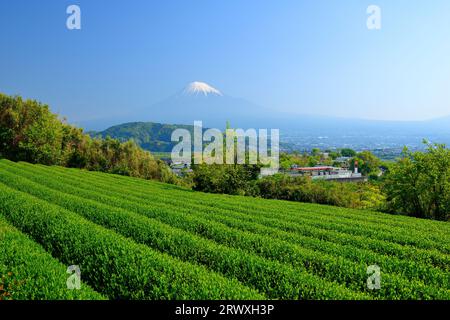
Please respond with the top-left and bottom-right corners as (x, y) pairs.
(9, 161), (449, 279)
(0, 182), (263, 300)
(31, 161), (450, 256)
(1, 162), (449, 299)
(0, 165), (366, 300)
(79, 161), (450, 234)
(0, 216), (104, 300)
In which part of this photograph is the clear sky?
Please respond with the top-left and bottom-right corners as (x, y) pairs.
(1, 0), (450, 122)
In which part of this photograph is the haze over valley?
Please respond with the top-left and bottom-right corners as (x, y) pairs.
(84, 81), (450, 156)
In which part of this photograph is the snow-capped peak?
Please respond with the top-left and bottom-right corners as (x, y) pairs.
(183, 81), (223, 96)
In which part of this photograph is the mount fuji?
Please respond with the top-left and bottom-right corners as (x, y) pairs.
(76, 81), (266, 130)
(141, 81), (272, 129)
(81, 81), (450, 151)
(182, 81), (223, 96)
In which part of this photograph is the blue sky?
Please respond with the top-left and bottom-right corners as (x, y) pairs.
(1, 0), (450, 122)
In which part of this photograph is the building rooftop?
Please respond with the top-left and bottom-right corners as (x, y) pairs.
(291, 166), (335, 172)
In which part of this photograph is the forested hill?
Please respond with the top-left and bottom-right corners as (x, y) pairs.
(88, 122), (198, 153)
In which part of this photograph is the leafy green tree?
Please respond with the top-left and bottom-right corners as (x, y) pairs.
(192, 164), (259, 196)
(340, 148), (356, 157)
(257, 175), (384, 210)
(350, 151), (381, 177)
(0, 95), (63, 164)
(327, 151), (340, 160)
(384, 143), (450, 220)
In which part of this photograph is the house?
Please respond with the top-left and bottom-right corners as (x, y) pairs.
(285, 166), (367, 182)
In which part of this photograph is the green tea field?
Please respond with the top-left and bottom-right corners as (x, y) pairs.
(0, 159), (449, 300)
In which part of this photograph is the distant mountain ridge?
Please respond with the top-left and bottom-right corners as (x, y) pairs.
(78, 81), (450, 134)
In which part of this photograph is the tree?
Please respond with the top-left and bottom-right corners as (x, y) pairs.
(350, 151), (381, 177)
(192, 164), (259, 196)
(384, 143), (450, 220)
(256, 174), (384, 210)
(0, 94), (63, 164)
(340, 148), (356, 157)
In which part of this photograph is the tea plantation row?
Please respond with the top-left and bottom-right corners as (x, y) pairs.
(0, 159), (449, 300)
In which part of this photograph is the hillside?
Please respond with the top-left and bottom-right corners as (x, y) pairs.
(86, 118), (450, 156)
(0, 159), (449, 300)
(88, 121), (290, 154)
(88, 122), (198, 153)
